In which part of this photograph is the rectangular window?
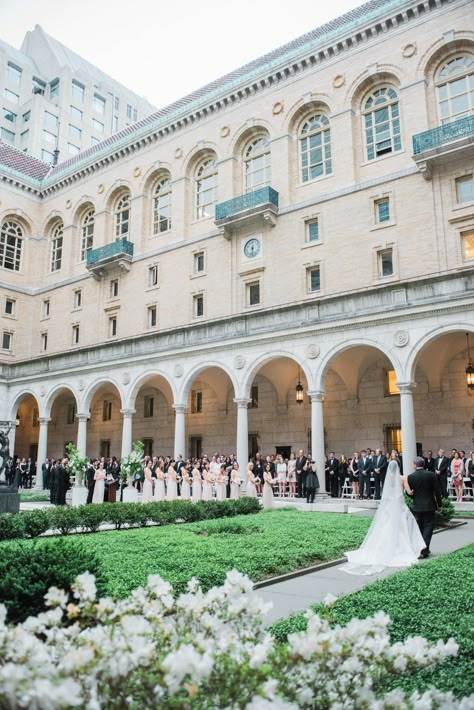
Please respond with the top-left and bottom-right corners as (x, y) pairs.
(44, 111), (58, 129)
(102, 400), (112, 421)
(148, 264), (158, 287)
(250, 384), (259, 409)
(91, 137), (100, 146)
(42, 299), (50, 318)
(307, 219), (319, 242)
(92, 118), (104, 133)
(114, 96), (119, 112)
(455, 175), (474, 204)
(147, 305), (157, 328)
(2, 331), (12, 351)
(194, 294), (204, 318)
(462, 230), (474, 261)
(50, 237), (63, 272)
(41, 332), (48, 351)
(70, 105), (83, 122)
(20, 130), (29, 145)
(32, 77), (46, 95)
(386, 370), (400, 396)
(144, 395), (154, 418)
(7, 63), (22, 86)
(5, 298), (15, 315)
(110, 279), (119, 298)
(71, 80), (85, 103)
(68, 143), (80, 155)
(42, 149), (54, 164)
(3, 108), (16, 123)
(247, 281), (260, 306)
(22, 111), (31, 123)
(307, 266), (321, 292)
(66, 402), (76, 425)
(113, 115), (119, 132)
(4, 88), (19, 105)
(378, 249), (394, 278)
(93, 94), (105, 114)
(100, 440), (111, 458)
(43, 129), (56, 145)
(191, 390), (203, 413)
(127, 104), (137, 121)
(73, 289), (82, 308)
(194, 252), (205, 273)
(375, 197), (390, 223)
(72, 324), (80, 344)
(32, 408), (39, 427)
(108, 316), (117, 337)
(384, 425), (402, 454)
(49, 80), (59, 100)
(1, 128), (15, 144)
(69, 124), (82, 142)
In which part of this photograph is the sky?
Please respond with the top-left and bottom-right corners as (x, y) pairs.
(0, 0), (365, 109)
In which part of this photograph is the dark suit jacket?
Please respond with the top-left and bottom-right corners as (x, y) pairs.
(295, 456), (307, 474)
(407, 468), (442, 512)
(373, 455), (388, 475)
(424, 457), (435, 472)
(435, 457), (449, 476)
(358, 457), (371, 475)
(327, 458), (339, 475)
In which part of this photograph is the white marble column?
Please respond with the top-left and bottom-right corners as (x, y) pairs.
(120, 408), (135, 459)
(234, 398), (251, 486)
(398, 381), (417, 470)
(173, 404), (187, 460)
(34, 417), (50, 489)
(76, 413), (89, 458)
(308, 390), (327, 494)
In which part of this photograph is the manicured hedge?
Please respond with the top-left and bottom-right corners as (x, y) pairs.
(0, 497), (261, 541)
(270, 543), (474, 698)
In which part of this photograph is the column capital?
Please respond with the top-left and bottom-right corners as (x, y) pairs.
(38, 417), (51, 426)
(173, 403), (187, 414)
(307, 390), (325, 402)
(76, 412), (90, 423)
(397, 381), (416, 395)
(234, 398), (251, 408)
(120, 408), (136, 418)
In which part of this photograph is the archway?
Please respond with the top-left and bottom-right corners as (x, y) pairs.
(128, 372), (175, 457)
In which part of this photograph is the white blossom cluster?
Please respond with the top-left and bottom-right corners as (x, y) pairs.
(0, 570), (472, 709)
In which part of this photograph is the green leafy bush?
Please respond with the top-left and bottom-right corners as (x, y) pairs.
(22, 509), (50, 538)
(76, 504), (107, 533)
(47, 506), (82, 535)
(0, 513), (25, 541)
(0, 539), (107, 623)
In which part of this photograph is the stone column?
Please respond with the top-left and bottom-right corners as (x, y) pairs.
(173, 404), (187, 460)
(308, 390), (327, 494)
(234, 398), (251, 486)
(120, 408), (135, 459)
(398, 382), (417, 470)
(76, 413), (89, 458)
(34, 417), (50, 489)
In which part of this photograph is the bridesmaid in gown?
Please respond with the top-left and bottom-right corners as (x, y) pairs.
(92, 462), (106, 504)
(202, 463), (213, 501)
(246, 462), (257, 498)
(192, 465), (202, 502)
(166, 462), (178, 501)
(262, 468), (275, 509)
(216, 464), (227, 501)
(180, 464), (191, 500)
(142, 460), (154, 503)
(230, 464), (241, 500)
(153, 463), (166, 502)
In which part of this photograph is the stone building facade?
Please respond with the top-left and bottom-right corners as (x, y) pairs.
(0, 0), (473, 490)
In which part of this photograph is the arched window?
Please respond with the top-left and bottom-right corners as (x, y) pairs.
(363, 87), (401, 161)
(114, 194), (130, 239)
(195, 158), (217, 220)
(80, 209), (94, 261)
(153, 177), (172, 234)
(436, 55), (474, 125)
(50, 222), (63, 272)
(0, 220), (23, 271)
(299, 115), (331, 182)
(244, 137), (271, 192)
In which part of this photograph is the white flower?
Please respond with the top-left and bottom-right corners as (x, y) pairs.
(44, 586), (69, 609)
(72, 572), (96, 602)
(324, 592), (338, 606)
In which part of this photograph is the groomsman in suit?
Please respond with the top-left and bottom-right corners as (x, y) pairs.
(424, 450), (435, 472)
(42, 458), (51, 489)
(327, 453), (339, 498)
(434, 449), (449, 497)
(295, 450), (308, 498)
(408, 456), (442, 558)
(358, 450), (372, 499)
(372, 448), (387, 499)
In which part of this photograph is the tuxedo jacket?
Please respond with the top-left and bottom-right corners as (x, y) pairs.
(373, 455), (388, 475)
(407, 468), (442, 512)
(435, 457), (449, 475)
(295, 456), (307, 474)
(327, 458), (339, 474)
(424, 457), (435, 472)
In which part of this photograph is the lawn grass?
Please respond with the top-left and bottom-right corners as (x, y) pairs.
(19, 492), (50, 502)
(4, 509), (370, 597)
(270, 543), (474, 698)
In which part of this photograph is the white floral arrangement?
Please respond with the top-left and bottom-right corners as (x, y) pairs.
(119, 440), (145, 484)
(0, 569), (472, 709)
(65, 443), (90, 487)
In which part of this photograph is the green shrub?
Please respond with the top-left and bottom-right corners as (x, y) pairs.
(77, 504), (107, 533)
(0, 539), (107, 623)
(22, 509), (50, 538)
(0, 513), (25, 541)
(47, 506), (81, 535)
(232, 497), (261, 516)
(436, 497), (455, 525)
(106, 505), (130, 530)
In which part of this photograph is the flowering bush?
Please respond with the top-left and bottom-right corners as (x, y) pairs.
(119, 439), (144, 484)
(65, 443), (90, 487)
(0, 570), (472, 709)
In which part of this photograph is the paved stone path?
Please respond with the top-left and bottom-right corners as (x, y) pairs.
(258, 520), (474, 625)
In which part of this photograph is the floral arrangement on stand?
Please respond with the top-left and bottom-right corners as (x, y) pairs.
(65, 443), (90, 487)
(119, 440), (145, 486)
(0, 569), (471, 709)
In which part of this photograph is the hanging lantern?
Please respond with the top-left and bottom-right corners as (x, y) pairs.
(466, 333), (474, 390)
(295, 367), (304, 404)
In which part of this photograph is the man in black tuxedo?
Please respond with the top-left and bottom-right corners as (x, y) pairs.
(358, 449), (371, 499)
(86, 459), (97, 504)
(295, 450), (307, 498)
(434, 449), (449, 498)
(42, 458), (51, 489)
(55, 458), (70, 506)
(327, 453), (339, 498)
(407, 456), (442, 558)
(372, 448), (388, 500)
(424, 450), (435, 472)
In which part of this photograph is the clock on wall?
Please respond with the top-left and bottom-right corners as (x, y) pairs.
(243, 237), (261, 259)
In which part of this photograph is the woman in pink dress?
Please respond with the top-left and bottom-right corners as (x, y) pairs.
(262, 467), (275, 509)
(192, 465), (202, 502)
(153, 463), (166, 501)
(166, 462), (178, 501)
(180, 464), (191, 500)
(202, 463), (213, 501)
(215, 464), (227, 501)
(92, 462), (106, 504)
(287, 453), (297, 498)
(230, 463), (241, 500)
(450, 451), (465, 503)
(141, 460), (154, 503)
(246, 462), (257, 498)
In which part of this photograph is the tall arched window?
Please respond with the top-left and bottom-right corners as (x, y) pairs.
(153, 176), (172, 234)
(436, 55), (474, 125)
(114, 194), (130, 239)
(50, 222), (63, 272)
(363, 87), (401, 161)
(244, 137), (271, 192)
(0, 220), (23, 271)
(299, 115), (331, 182)
(80, 209), (94, 261)
(195, 158), (217, 220)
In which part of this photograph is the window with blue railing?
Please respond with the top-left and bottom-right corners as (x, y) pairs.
(244, 137), (271, 192)
(195, 158), (217, 220)
(436, 55), (474, 125)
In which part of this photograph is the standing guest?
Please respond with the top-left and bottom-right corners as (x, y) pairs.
(276, 455), (287, 498)
(337, 455), (349, 497)
(253, 454), (264, 496)
(295, 450), (307, 498)
(262, 467), (275, 509)
(191, 464), (202, 502)
(450, 451), (464, 503)
(202, 463), (214, 501)
(180, 463), (191, 501)
(42, 458), (51, 489)
(305, 459), (318, 504)
(92, 461), (106, 504)
(19, 458), (28, 488)
(287, 452), (297, 498)
(391, 449), (403, 474)
(85, 458), (97, 504)
(372, 449), (388, 500)
(49, 459), (57, 503)
(407, 456), (442, 559)
(350, 452), (360, 498)
(467, 452), (474, 499)
(216, 464), (227, 501)
(435, 449), (449, 498)
(141, 459), (154, 503)
(424, 450), (435, 472)
(27, 457), (35, 488)
(358, 450), (371, 499)
(230, 463), (242, 500)
(153, 463), (166, 501)
(246, 462), (257, 498)
(13, 458), (22, 489)
(56, 458), (70, 506)
(166, 461), (178, 501)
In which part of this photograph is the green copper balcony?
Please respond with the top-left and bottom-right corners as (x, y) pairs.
(412, 115), (474, 179)
(86, 238), (134, 277)
(215, 186), (279, 236)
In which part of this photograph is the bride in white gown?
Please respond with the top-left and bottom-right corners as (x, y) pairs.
(341, 460), (425, 575)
